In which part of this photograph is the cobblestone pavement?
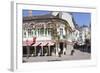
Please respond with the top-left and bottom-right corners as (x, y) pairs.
(23, 49), (91, 63)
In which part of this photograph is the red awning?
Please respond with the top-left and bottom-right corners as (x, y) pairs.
(32, 42), (41, 46)
(23, 40), (55, 46)
(65, 41), (73, 45)
(48, 42), (55, 46)
(23, 40), (33, 46)
(40, 42), (48, 46)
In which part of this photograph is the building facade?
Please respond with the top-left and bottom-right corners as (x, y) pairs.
(23, 12), (76, 57)
(78, 25), (91, 45)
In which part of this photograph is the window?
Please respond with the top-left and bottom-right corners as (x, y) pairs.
(60, 28), (63, 36)
(48, 28), (51, 36)
(32, 29), (36, 36)
(28, 29), (32, 37)
(40, 28), (44, 36)
(38, 29), (40, 36)
(24, 32), (26, 38)
(45, 28), (48, 36)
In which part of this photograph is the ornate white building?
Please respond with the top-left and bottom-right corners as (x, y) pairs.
(23, 11), (77, 57)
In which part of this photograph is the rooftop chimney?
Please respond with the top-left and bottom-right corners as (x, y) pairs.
(28, 10), (33, 16)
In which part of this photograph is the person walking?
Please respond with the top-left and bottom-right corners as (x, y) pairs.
(70, 49), (75, 55)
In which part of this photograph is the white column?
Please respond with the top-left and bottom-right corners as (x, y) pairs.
(38, 29), (39, 36)
(26, 31), (28, 38)
(36, 29), (37, 37)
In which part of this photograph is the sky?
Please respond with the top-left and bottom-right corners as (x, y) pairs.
(23, 10), (51, 16)
(71, 12), (91, 27)
(23, 10), (91, 26)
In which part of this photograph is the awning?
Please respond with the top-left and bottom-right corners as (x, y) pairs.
(48, 42), (55, 46)
(23, 40), (33, 46)
(23, 40), (55, 46)
(40, 42), (48, 46)
(65, 41), (73, 45)
(32, 42), (41, 46)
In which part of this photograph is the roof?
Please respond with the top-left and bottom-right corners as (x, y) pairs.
(23, 13), (73, 32)
(23, 14), (58, 21)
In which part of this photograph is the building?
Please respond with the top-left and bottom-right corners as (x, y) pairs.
(22, 11), (76, 57)
(78, 25), (91, 45)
